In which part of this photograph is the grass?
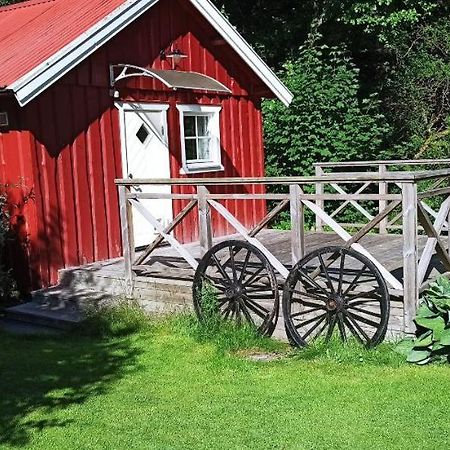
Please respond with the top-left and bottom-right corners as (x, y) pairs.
(1, 308), (450, 449)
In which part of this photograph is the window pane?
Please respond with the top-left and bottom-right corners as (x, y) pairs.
(197, 116), (210, 137)
(185, 139), (197, 161)
(197, 138), (211, 160)
(184, 116), (196, 137)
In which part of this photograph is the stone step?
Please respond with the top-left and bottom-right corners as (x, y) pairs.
(5, 287), (115, 331)
(5, 302), (83, 330)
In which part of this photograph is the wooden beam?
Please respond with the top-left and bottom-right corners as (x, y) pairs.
(402, 183), (419, 334)
(208, 199), (289, 278)
(417, 198), (450, 285)
(198, 186), (213, 256)
(130, 199), (199, 270)
(290, 184), (305, 264)
(118, 186), (135, 296)
(301, 198), (403, 290)
(249, 199), (290, 237)
(379, 165), (388, 234)
(330, 183), (374, 221)
(134, 200), (197, 266)
(315, 165), (324, 232)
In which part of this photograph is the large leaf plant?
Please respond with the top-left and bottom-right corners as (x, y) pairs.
(405, 277), (450, 365)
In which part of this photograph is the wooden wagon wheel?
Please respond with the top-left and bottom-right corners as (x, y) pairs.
(193, 240), (280, 337)
(283, 246), (390, 348)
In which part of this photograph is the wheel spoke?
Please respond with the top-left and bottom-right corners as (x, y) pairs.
(297, 270), (330, 298)
(342, 264), (367, 296)
(291, 306), (325, 319)
(295, 312), (327, 330)
(346, 289), (380, 302)
(318, 253), (336, 294)
(223, 303), (233, 320)
(346, 305), (381, 318)
(337, 251), (345, 295)
(211, 254), (232, 283)
(337, 314), (347, 342)
(301, 314), (328, 340)
(342, 314), (365, 345)
(229, 245), (238, 282)
(325, 314), (338, 341)
(244, 291), (276, 299)
(238, 250), (252, 283)
(344, 313), (370, 344)
(238, 300), (257, 327)
(243, 266), (265, 287)
(346, 311), (381, 329)
(242, 295), (270, 319)
(290, 289), (328, 303)
(202, 274), (228, 290)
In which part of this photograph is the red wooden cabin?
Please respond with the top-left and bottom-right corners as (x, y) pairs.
(0, 0), (292, 292)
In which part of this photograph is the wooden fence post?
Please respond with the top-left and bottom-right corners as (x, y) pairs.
(402, 182), (419, 335)
(119, 185), (135, 297)
(448, 197), (450, 256)
(315, 165), (324, 232)
(290, 184), (305, 265)
(198, 185), (213, 256)
(379, 164), (388, 234)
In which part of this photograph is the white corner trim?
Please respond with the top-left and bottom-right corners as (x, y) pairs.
(188, 0), (293, 107)
(11, 0), (159, 106)
(9, 0), (292, 107)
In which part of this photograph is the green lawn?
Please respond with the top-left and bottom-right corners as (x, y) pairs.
(1, 315), (449, 450)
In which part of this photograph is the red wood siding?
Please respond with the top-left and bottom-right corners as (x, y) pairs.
(0, 0), (268, 291)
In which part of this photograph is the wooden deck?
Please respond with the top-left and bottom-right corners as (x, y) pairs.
(59, 229), (437, 340)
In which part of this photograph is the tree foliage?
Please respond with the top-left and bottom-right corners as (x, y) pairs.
(263, 40), (388, 177)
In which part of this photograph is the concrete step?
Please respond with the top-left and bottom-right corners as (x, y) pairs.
(5, 302), (83, 330)
(5, 287), (115, 331)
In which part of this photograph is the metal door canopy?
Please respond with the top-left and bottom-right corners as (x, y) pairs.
(110, 64), (232, 93)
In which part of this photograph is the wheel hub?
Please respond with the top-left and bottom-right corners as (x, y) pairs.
(225, 284), (244, 299)
(326, 295), (345, 312)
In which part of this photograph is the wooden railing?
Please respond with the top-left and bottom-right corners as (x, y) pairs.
(314, 159), (450, 234)
(116, 162), (450, 334)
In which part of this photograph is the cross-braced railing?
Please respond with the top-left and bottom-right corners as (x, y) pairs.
(116, 161), (450, 335)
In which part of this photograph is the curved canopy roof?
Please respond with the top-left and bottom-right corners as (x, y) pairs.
(110, 64), (232, 93)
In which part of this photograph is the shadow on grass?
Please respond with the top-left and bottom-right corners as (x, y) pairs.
(0, 333), (143, 447)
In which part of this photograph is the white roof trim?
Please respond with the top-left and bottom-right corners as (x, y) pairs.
(189, 0), (293, 107)
(9, 0), (293, 107)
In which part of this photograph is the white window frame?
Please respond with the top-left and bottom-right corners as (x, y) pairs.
(177, 104), (224, 174)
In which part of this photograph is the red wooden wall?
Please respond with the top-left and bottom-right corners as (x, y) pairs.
(0, 0), (270, 291)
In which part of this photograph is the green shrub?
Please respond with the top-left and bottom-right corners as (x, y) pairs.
(263, 36), (389, 178)
(400, 277), (450, 365)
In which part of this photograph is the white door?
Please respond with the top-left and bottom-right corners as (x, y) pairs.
(120, 103), (173, 248)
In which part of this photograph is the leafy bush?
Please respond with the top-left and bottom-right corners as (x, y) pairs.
(263, 37), (389, 177)
(402, 277), (450, 365)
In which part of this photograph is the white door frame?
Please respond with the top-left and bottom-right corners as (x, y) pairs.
(115, 101), (172, 247)
(115, 101), (171, 179)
